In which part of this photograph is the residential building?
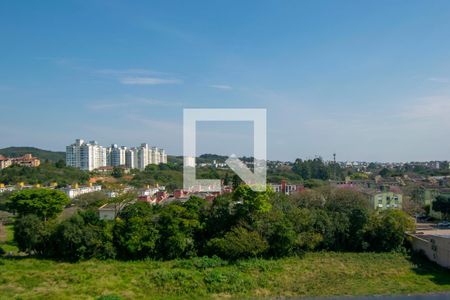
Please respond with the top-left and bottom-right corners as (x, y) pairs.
(151, 147), (160, 164)
(66, 139), (83, 168)
(110, 144), (126, 166)
(66, 139), (107, 171)
(62, 184), (102, 199)
(137, 143), (151, 169)
(0, 155), (12, 169)
(0, 154), (40, 169)
(98, 203), (117, 220)
(95, 166), (114, 174)
(12, 154), (41, 167)
(369, 191), (403, 210)
(126, 147), (138, 169)
(66, 139), (167, 171)
(159, 148), (167, 164)
(270, 179), (304, 195)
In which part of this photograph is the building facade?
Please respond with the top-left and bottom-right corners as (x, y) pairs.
(0, 154), (40, 169)
(270, 179), (304, 195)
(109, 144), (127, 166)
(369, 191), (403, 210)
(62, 184), (102, 199)
(66, 139), (167, 171)
(66, 139), (107, 171)
(0, 155), (12, 169)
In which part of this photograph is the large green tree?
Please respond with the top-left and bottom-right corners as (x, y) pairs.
(52, 210), (115, 261)
(156, 199), (206, 259)
(113, 202), (159, 259)
(8, 189), (70, 221)
(14, 214), (53, 255)
(364, 210), (415, 252)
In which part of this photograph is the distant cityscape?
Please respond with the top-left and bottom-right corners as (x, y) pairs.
(65, 139), (168, 171)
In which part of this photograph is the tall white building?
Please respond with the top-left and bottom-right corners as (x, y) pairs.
(66, 139), (107, 171)
(151, 147), (159, 164)
(66, 139), (167, 171)
(125, 147), (138, 169)
(159, 149), (167, 164)
(66, 138), (83, 168)
(110, 144), (126, 166)
(137, 143), (150, 170)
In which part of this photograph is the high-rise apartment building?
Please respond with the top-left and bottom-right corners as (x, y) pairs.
(159, 149), (167, 164)
(125, 147), (138, 169)
(66, 139), (167, 171)
(66, 139), (107, 171)
(110, 144), (127, 166)
(151, 147), (159, 164)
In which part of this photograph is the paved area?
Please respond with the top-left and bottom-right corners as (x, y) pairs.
(308, 293), (450, 300)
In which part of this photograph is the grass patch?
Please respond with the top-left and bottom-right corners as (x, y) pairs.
(0, 224), (18, 254)
(0, 252), (449, 299)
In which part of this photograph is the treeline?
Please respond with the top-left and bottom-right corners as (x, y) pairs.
(0, 147), (65, 162)
(378, 163), (450, 178)
(0, 162), (89, 186)
(6, 186), (414, 261)
(292, 158), (344, 181)
(129, 163), (183, 190)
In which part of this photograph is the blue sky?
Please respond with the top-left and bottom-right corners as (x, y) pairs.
(1, 0), (450, 162)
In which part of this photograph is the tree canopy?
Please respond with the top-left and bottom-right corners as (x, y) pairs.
(8, 189), (70, 221)
(9, 185), (415, 261)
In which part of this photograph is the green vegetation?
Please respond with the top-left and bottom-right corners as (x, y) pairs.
(8, 189), (70, 220)
(0, 224), (18, 253)
(0, 252), (449, 299)
(377, 163), (450, 178)
(130, 164), (183, 190)
(4, 185), (414, 261)
(292, 157), (343, 180)
(129, 155), (343, 190)
(0, 147), (65, 162)
(0, 180), (445, 299)
(433, 195), (450, 219)
(0, 162), (89, 186)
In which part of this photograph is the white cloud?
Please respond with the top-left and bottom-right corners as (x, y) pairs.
(120, 77), (182, 85)
(428, 77), (449, 83)
(209, 84), (232, 90)
(87, 102), (128, 110)
(39, 58), (182, 86)
(95, 69), (165, 76)
(93, 68), (181, 86)
(401, 96), (450, 120)
(133, 97), (183, 107)
(87, 97), (183, 110)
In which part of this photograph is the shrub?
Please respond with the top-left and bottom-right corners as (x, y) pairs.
(364, 210), (415, 252)
(14, 214), (53, 255)
(207, 226), (268, 260)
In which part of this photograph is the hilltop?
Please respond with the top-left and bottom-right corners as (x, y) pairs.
(0, 147), (65, 162)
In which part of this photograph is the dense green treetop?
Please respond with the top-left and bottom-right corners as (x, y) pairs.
(8, 188), (70, 221)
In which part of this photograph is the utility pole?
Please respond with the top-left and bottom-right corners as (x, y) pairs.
(333, 153), (337, 181)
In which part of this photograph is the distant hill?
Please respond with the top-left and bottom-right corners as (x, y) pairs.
(0, 147), (65, 162)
